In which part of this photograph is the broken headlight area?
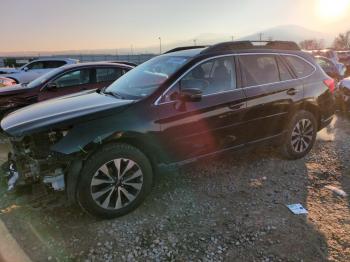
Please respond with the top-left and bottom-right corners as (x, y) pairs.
(7, 129), (72, 191)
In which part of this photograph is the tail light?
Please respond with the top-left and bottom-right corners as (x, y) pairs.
(323, 78), (335, 93)
(0, 77), (16, 87)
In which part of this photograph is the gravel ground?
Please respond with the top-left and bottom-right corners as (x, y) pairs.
(0, 114), (350, 262)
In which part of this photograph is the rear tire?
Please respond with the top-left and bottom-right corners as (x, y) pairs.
(77, 143), (153, 219)
(280, 110), (317, 160)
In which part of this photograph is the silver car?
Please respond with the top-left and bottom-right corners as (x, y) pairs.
(0, 58), (78, 84)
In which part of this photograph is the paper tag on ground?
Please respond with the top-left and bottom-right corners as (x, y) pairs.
(287, 204), (308, 215)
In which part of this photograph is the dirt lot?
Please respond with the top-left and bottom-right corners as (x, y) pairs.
(0, 114), (350, 262)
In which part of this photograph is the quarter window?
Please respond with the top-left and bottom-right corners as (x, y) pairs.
(239, 55), (280, 86)
(52, 69), (91, 88)
(179, 57), (236, 96)
(284, 56), (314, 78)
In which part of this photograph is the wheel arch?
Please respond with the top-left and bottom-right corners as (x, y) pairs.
(294, 101), (321, 130)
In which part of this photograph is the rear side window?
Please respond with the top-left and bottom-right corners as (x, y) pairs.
(284, 56), (315, 78)
(239, 55), (280, 86)
(44, 61), (66, 69)
(96, 68), (123, 83)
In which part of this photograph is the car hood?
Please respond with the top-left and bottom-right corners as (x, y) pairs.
(0, 68), (19, 74)
(1, 90), (135, 136)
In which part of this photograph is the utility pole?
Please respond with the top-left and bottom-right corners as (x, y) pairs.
(158, 37), (162, 54)
(259, 33), (263, 41)
(193, 39), (197, 46)
(231, 35), (234, 41)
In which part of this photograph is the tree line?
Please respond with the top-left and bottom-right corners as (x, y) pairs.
(300, 30), (350, 50)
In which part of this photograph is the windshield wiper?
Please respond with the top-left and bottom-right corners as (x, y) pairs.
(102, 89), (125, 99)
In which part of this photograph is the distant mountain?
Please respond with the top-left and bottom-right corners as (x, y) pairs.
(239, 25), (334, 45)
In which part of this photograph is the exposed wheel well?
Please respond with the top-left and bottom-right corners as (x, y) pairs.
(295, 103), (321, 130)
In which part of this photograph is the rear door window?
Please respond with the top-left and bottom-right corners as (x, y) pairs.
(284, 56), (315, 78)
(96, 68), (123, 83)
(239, 55), (280, 86)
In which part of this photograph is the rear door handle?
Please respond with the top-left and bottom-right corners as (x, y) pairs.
(286, 88), (300, 96)
(229, 103), (245, 110)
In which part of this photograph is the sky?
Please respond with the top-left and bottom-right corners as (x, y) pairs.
(1, 0), (349, 53)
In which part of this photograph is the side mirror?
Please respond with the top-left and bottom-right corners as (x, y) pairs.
(179, 88), (202, 102)
(46, 82), (58, 91)
(22, 67), (29, 72)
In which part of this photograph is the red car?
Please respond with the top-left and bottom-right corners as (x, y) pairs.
(0, 62), (134, 117)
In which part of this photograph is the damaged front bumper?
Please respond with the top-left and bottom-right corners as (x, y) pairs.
(5, 131), (83, 199)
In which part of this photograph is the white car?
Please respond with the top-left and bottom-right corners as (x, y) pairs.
(0, 58), (78, 84)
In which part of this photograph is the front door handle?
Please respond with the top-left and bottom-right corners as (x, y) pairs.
(286, 88), (300, 96)
(229, 103), (245, 110)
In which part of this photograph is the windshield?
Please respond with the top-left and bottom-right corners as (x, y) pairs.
(27, 67), (65, 88)
(105, 55), (190, 99)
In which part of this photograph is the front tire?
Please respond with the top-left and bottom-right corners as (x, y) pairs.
(77, 143), (153, 219)
(280, 110), (317, 160)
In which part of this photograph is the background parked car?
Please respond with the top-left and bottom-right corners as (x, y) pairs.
(314, 55), (344, 81)
(336, 77), (350, 112)
(310, 49), (346, 76)
(0, 58), (78, 85)
(0, 62), (134, 117)
(108, 61), (138, 67)
(337, 50), (350, 76)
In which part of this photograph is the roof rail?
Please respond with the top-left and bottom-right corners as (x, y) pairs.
(201, 41), (300, 54)
(165, 46), (208, 54)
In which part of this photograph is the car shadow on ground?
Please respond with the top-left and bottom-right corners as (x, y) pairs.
(0, 134), (333, 261)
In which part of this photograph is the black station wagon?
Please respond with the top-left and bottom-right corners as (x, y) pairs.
(1, 41), (335, 218)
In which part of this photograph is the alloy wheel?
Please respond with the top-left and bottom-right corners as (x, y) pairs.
(90, 158), (143, 210)
(291, 119), (314, 153)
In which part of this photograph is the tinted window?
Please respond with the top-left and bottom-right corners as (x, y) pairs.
(27, 61), (45, 70)
(277, 58), (293, 81)
(180, 57), (236, 96)
(285, 56), (314, 78)
(239, 55), (279, 86)
(96, 68), (123, 83)
(52, 69), (91, 88)
(44, 61), (66, 69)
